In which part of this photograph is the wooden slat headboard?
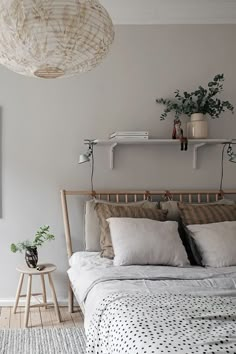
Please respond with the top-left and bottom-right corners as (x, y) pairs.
(61, 189), (236, 260)
(62, 189), (236, 313)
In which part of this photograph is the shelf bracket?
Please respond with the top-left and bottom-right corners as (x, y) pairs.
(110, 143), (117, 169)
(193, 143), (206, 169)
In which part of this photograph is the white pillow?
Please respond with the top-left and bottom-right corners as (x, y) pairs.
(85, 199), (157, 251)
(107, 218), (189, 266)
(187, 221), (236, 267)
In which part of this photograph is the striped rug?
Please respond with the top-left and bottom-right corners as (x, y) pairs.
(0, 328), (86, 354)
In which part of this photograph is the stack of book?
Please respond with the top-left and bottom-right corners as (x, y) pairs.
(109, 131), (149, 140)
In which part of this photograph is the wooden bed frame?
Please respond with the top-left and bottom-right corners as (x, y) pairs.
(61, 189), (236, 313)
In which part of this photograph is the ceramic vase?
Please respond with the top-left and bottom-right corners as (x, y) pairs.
(25, 247), (38, 268)
(187, 113), (208, 139)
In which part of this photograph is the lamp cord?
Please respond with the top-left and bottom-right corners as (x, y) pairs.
(91, 144), (94, 193)
(220, 143), (227, 191)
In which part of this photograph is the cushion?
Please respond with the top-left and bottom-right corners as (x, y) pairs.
(107, 218), (189, 266)
(95, 204), (167, 259)
(187, 221), (236, 267)
(85, 199), (156, 251)
(178, 203), (236, 225)
(160, 199), (235, 221)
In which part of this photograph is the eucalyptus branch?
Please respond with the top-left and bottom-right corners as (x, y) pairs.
(156, 74), (234, 120)
(10, 225), (55, 253)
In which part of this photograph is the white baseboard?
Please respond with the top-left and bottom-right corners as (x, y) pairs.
(0, 298), (69, 307)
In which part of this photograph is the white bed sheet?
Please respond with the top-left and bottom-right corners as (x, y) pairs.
(68, 251), (236, 331)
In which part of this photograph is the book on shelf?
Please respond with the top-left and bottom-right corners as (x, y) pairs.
(109, 135), (149, 140)
(109, 131), (149, 139)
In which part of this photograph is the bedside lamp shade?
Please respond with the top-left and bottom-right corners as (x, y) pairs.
(78, 140), (96, 164)
(227, 144), (236, 163)
(79, 153), (90, 164)
(229, 155), (236, 163)
(78, 140), (96, 191)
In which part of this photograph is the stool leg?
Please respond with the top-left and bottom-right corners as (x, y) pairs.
(48, 273), (61, 322)
(24, 275), (32, 328)
(40, 274), (47, 309)
(13, 273), (24, 314)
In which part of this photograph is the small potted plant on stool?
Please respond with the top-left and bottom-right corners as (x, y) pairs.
(10, 225), (55, 268)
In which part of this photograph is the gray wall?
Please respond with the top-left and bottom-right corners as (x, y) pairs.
(0, 25), (236, 303)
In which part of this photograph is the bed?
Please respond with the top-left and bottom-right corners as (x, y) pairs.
(61, 189), (236, 354)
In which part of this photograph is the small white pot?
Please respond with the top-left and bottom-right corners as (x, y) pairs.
(187, 113), (208, 139)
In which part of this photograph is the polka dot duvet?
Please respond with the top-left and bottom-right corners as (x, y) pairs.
(87, 292), (236, 354)
(68, 252), (236, 354)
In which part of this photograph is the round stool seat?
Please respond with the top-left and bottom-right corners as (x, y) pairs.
(16, 263), (56, 275)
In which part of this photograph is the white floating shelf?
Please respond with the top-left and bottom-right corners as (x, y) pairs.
(94, 139), (231, 169)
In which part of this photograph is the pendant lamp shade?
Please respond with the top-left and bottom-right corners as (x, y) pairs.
(0, 0), (114, 79)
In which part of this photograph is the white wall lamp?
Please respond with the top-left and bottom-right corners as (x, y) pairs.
(79, 140), (96, 164)
(227, 143), (236, 163)
(79, 140), (97, 192)
(219, 140), (236, 191)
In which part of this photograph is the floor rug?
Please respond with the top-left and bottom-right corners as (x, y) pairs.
(0, 328), (86, 354)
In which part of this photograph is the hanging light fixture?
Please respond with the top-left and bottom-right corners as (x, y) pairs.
(79, 139), (96, 192)
(0, 0), (114, 79)
(78, 139), (96, 164)
(227, 143), (236, 163)
(219, 141), (236, 191)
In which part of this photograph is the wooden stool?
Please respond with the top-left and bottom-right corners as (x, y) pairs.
(13, 263), (61, 328)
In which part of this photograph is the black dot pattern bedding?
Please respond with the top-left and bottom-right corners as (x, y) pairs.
(86, 293), (236, 354)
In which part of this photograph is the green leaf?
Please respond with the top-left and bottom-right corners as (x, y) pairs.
(10, 244), (17, 253)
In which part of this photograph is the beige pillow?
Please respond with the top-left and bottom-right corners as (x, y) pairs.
(160, 199), (235, 221)
(85, 199), (157, 251)
(95, 203), (167, 259)
(178, 203), (236, 225)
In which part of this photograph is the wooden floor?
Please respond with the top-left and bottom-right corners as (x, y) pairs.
(0, 306), (84, 329)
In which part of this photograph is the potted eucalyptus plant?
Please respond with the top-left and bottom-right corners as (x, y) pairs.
(10, 225), (55, 268)
(156, 74), (234, 138)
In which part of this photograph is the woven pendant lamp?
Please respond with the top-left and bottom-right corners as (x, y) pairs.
(0, 0), (114, 79)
